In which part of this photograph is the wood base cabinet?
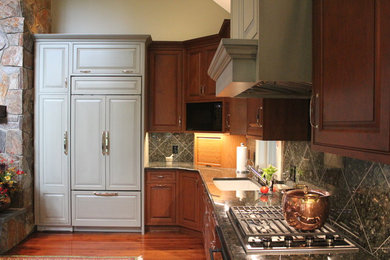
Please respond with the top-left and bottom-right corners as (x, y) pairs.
(312, 0), (390, 164)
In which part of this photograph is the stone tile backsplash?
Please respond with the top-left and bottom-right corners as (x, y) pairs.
(283, 141), (390, 259)
(149, 133), (194, 163)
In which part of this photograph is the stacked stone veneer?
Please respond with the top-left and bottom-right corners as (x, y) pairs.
(0, 0), (50, 253)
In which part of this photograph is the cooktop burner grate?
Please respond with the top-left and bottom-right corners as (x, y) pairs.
(228, 206), (359, 255)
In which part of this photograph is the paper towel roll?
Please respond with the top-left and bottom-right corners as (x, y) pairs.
(236, 143), (248, 172)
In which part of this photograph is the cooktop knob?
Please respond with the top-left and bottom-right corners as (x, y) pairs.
(305, 236), (314, 247)
(262, 238), (271, 248)
(285, 236), (293, 247)
(326, 234), (335, 246)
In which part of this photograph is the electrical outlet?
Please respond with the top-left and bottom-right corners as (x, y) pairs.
(172, 145), (179, 154)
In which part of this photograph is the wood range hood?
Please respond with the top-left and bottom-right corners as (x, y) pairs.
(208, 0), (313, 99)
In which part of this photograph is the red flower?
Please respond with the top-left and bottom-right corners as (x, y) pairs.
(0, 187), (2, 191)
(16, 170), (24, 175)
(10, 160), (14, 164)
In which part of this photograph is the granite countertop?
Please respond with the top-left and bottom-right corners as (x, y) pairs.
(145, 162), (371, 260)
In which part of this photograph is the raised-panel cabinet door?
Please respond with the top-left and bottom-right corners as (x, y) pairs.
(312, 0), (390, 162)
(145, 183), (176, 225)
(106, 96), (141, 190)
(148, 48), (183, 131)
(186, 49), (202, 100)
(202, 46), (217, 98)
(37, 95), (70, 225)
(246, 98), (263, 137)
(178, 171), (201, 231)
(71, 96), (106, 190)
(37, 43), (69, 93)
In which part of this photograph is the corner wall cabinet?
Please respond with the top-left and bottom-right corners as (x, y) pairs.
(34, 34), (150, 232)
(312, 0), (390, 164)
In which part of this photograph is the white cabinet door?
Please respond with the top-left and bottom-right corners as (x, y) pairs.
(37, 43), (69, 93)
(106, 96), (141, 190)
(73, 43), (141, 75)
(72, 191), (141, 227)
(72, 77), (141, 95)
(37, 95), (70, 225)
(71, 96), (106, 190)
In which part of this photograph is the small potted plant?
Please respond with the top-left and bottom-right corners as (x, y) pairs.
(259, 165), (278, 194)
(0, 158), (25, 212)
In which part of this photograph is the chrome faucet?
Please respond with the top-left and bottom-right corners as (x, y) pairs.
(247, 165), (268, 186)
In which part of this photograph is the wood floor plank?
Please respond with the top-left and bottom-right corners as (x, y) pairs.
(5, 232), (206, 260)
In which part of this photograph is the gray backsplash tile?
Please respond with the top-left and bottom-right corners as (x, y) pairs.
(284, 141), (390, 259)
(149, 133), (194, 163)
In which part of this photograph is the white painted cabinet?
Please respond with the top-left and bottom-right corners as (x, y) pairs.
(72, 191), (141, 227)
(73, 43), (142, 75)
(71, 95), (141, 191)
(72, 77), (142, 95)
(36, 95), (70, 225)
(36, 43), (69, 93)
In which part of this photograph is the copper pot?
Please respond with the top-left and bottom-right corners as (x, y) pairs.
(282, 185), (330, 231)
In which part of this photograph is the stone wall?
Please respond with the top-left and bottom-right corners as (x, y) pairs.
(283, 141), (390, 259)
(0, 0), (50, 253)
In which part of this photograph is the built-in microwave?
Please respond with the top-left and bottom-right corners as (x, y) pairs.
(186, 102), (222, 131)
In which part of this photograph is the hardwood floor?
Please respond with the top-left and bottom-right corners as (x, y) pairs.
(6, 232), (206, 260)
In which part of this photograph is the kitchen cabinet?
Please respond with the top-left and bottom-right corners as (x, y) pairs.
(145, 170), (177, 225)
(231, 0), (258, 39)
(312, 0), (390, 163)
(71, 95), (141, 191)
(35, 35), (149, 231)
(178, 171), (202, 231)
(247, 98), (310, 140)
(72, 43), (142, 75)
(225, 98), (247, 135)
(148, 43), (184, 132)
(185, 43), (219, 101)
(36, 43), (69, 93)
(35, 94), (70, 226)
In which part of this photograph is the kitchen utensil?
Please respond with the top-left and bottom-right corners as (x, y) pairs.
(282, 185), (330, 230)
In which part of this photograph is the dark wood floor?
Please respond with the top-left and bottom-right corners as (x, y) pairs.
(6, 232), (206, 260)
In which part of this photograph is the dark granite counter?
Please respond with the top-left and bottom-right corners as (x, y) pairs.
(145, 162), (373, 260)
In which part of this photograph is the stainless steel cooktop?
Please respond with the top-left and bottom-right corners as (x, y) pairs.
(228, 206), (359, 255)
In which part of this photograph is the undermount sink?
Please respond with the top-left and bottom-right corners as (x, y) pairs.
(213, 178), (261, 191)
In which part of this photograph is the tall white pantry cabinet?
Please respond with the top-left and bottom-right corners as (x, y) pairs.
(34, 35), (151, 232)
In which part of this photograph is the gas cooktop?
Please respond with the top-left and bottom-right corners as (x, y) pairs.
(228, 206), (359, 255)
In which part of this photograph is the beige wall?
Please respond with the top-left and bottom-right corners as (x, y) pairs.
(51, 0), (230, 41)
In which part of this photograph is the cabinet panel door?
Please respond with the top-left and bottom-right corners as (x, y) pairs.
(145, 183), (176, 225)
(73, 43), (141, 75)
(106, 96), (141, 190)
(37, 95), (70, 225)
(72, 76), (141, 95)
(202, 46), (217, 98)
(186, 50), (202, 100)
(178, 172), (200, 231)
(148, 49), (183, 131)
(37, 43), (69, 93)
(312, 0), (390, 160)
(71, 96), (106, 190)
(246, 98), (263, 137)
(72, 191), (141, 227)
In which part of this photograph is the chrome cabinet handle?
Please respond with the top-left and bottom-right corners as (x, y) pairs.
(105, 131), (110, 155)
(157, 175), (165, 178)
(93, 192), (118, 196)
(256, 106), (263, 127)
(64, 77), (68, 88)
(63, 131), (68, 155)
(310, 93), (319, 129)
(155, 185), (168, 188)
(178, 116), (182, 126)
(226, 113), (231, 129)
(122, 69), (133, 73)
(102, 131), (106, 155)
(80, 70), (91, 73)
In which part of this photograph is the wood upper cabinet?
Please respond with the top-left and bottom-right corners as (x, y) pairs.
(145, 170), (176, 225)
(226, 98), (247, 135)
(185, 42), (219, 101)
(247, 98), (310, 140)
(148, 43), (184, 132)
(178, 171), (202, 231)
(312, 0), (390, 163)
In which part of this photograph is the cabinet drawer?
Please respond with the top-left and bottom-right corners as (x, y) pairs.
(72, 77), (141, 95)
(72, 191), (141, 227)
(146, 170), (176, 183)
(73, 43), (141, 75)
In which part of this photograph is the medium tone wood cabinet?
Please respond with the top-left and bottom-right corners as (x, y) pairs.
(247, 98), (310, 140)
(185, 43), (218, 101)
(145, 170), (177, 225)
(148, 43), (184, 132)
(312, 0), (390, 164)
